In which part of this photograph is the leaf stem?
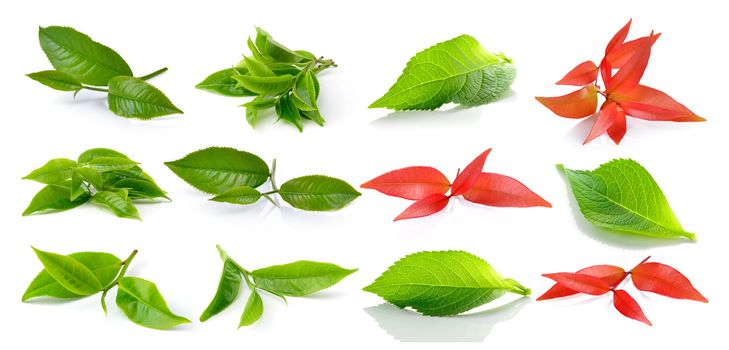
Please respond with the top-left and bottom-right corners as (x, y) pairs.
(610, 256), (651, 292)
(270, 159), (279, 192)
(137, 67), (169, 81)
(82, 85), (109, 92)
(100, 249), (138, 314)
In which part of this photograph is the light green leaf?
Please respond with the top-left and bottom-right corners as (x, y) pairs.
(70, 171), (88, 201)
(245, 106), (260, 128)
(112, 178), (168, 200)
(85, 156), (138, 172)
(252, 261), (357, 296)
(108, 76), (183, 119)
(165, 147), (270, 195)
(363, 251), (530, 316)
(292, 70), (317, 111)
(196, 68), (256, 97)
(242, 56), (274, 77)
(78, 148), (130, 163)
(233, 74), (294, 95)
(274, 94), (303, 132)
(210, 186), (262, 205)
(558, 159), (695, 240)
(370, 35), (515, 110)
(254, 27), (308, 63)
(242, 97), (276, 110)
(31, 247), (103, 296)
(27, 70), (82, 91)
(238, 289), (263, 328)
(23, 252), (122, 301)
(116, 276), (190, 330)
(279, 175), (360, 211)
(23, 182), (90, 216)
(200, 259), (242, 322)
(76, 167), (104, 190)
(38, 26), (132, 86)
(92, 189), (140, 219)
(22, 158), (77, 184)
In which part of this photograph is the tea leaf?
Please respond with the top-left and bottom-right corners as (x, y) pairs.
(23, 182), (90, 216)
(112, 178), (168, 200)
(27, 70), (82, 91)
(200, 260), (243, 322)
(116, 276), (190, 330)
(278, 175), (360, 211)
(92, 190), (140, 220)
(23, 252), (122, 301)
(31, 247), (103, 296)
(85, 157), (138, 172)
(78, 148), (130, 163)
(238, 289), (263, 328)
(22, 158), (77, 184)
(233, 74), (294, 95)
(210, 186), (262, 205)
(107, 76), (183, 119)
(252, 261), (357, 297)
(196, 68), (256, 97)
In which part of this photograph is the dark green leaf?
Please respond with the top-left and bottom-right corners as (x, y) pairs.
(22, 158), (76, 184)
(252, 261), (357, 297)
(92, 190), (140, 219)
(116, 276), (190, 330)
(23, 182), (90, 216)
(27, 70), (82, 91)
(210, 186), (261, 205)
(238, 289), (263, 328)
(233, 74), (294, 95)
(200, 259), (243, 322)
(31, 247), (103, 296)
(23, 252), (122, 301)
(196, 68), (256, 97)
(274, 94), (303, 132)
(108, 76), (183, 119)
(279, 175), (360, 211)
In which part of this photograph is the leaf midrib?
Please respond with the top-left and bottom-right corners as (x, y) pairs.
(167, 163), (269, 177)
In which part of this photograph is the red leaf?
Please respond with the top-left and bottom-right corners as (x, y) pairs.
(584, 101), (626, 144)
(605, 19), (632, 54)
(556, 61), (599, 86)
(600, 57), (612, 88)
(462, 172), (551, 208)
(606, 32), (656, 95)
(361, 166), (451, 200)
(613, 289), (652, 326)
(538, 265), (626, 301)
(450, 149), (491, 196)
(606, 34), (661, 68)
(542, 272), (612, 295)
(607, 107), (627, 144)
(393, 193), (450, 221)
(631, 262), (708, 302)
(535, 85), (598, 119)
(611, 84), (705, 122)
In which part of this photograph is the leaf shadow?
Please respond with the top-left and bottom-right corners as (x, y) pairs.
(368, 105), (481, 128)
(566, 113), (598, 143)
(364, 297), (529, 342)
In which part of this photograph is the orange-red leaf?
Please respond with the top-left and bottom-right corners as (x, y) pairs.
(605, 19), (632, 54)
(536, 85), (598, 119)
(611, 84), (705, 122)
(600, 57), (612, 88)
(631, 262), (708, 302)
(607, 108), (627, 144)
(606, 34), (661, 68)
(613, 289), (652, 326)
(556, 61), (599, 86)
(450, 149), (491, 196)
(538, 265), (626, 301)
(462, 172), (551, 208)
(361, 166), (451, 200)
(393, 193), (450, 221)
(584, 101), (626, 144)
(542, 272), (612, 295)
(606, 32), (655, 95)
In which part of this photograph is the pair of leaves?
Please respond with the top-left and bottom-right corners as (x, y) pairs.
(536, 20), (704, 144)
(23, 248), (189, 330)
(165, 147), (360, 212)
(28, 26), (182, 119)
(558, 159), (695, 240)
(539, 257), (707, 326)
(23, 148), (168, 219)
(200, 245), (356, 328)
(369, 35), (515, 111)
(196, 27), (335, 131)
(364, 251), (530, 316)
(361, 149), (550, 220)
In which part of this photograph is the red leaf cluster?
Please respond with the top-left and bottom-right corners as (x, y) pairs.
(538, 256), (707, 326)
(361, 149), (551, 221)
(536, 19), (704, 144)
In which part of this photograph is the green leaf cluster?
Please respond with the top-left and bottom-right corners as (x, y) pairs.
(28, 26), (182, 119)
(23, 247), (189, 330)
(364, 251), (530, 316)
(201, 245), (356, 328)
(196, 27), (336, 131)
(558, 159), (696, 240)
(165, 147), (360, 211)
(22, 148), (168, 219)
(370, 35), (516, 110)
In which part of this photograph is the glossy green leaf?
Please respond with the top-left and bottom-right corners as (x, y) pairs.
(242, 56), (275, 77)
(38, 26), (132, 86)
(363, 251), (530, 316)
(23, 182), (90, 216)
(107, 76), (183, 119)
(242, 97), (276, 110)
(293, 70), (317, 111)
(92, 189), (140, 219)
(274, 94), (303, 132)
(78, 148), (130, 163)
(23, 252), (122, 301)
(112, 178), (168, 200)
(22, 158), (76, 184)
(85, 157), (138, 172)
(196, 68), (256, 97)
(116, 276), (190, 330)
(165, 147), (270, 195)
(27, 70), (82, 91)
(31, 247), (103, 296)
(252, 261), (357, 296)
(70, 171), (88, 201)
(233, 74), (294, 95)
(210, 186), (262, 205)
(254, 27), (308, 63)
(245, 106), (260, 127)
(76, 167), (104, 190)
(370, 35), (516, 110)
(200, 260), (243, 322)
(238, 289), (264, 328)
(279, 175), (360, 211)
(558, 159), (695, 240)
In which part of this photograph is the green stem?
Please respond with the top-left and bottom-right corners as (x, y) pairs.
(269, 159), (279, 192)
(82, 85), (109, 92)
(100, 249), (138, 314)
(137, 67), (168, 81)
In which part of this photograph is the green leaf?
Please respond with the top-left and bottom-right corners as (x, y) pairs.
(196, 68), (256, 97)
(558, 159), (695, 240)
(22, 158), (77, 184)
(27, 70), (82, 91)
(92, 190), (140, 219)
(23, 182), (90, 216)
(112, 178), (168, 200)
(278, 175), (360, 211)
(38, 26), (133, 86)
(23, 252), (122, 301)
(116, 276), (190, 330)
(363, 251), (530, 316)
(254, 27), (307, 63)
(31, 247), (104, 296)
(78, 148), (130, 163)
(76, 167), (104, 190)
(242, 97), (276, 110)
(107, 76), (183, 119)
(369, 35), (516, 110)
(239, 289), (264, 328)
(233, 74), (294, 95)
(274, 94), (303, 132)
(165, 147), (270, 195)
(70, 171), (88, 201)
(251, 261), (357, 296)
(245, 107), (260, 128)
(85, 156), (138, 172)
(210, 186), (262, 205)
(242, 56), (275, 77)
(200, 259), (243, 322)
(293, 70), (318, 111)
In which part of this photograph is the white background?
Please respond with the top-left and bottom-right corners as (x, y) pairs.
(1, 0), (726, 348)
